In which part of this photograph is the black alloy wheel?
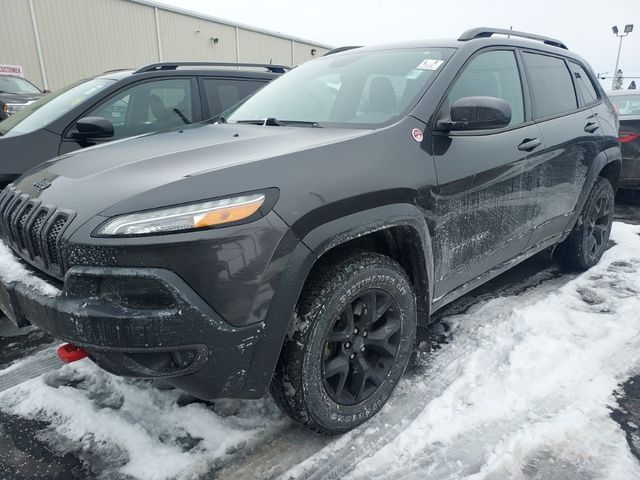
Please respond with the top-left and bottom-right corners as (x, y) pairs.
(322, 289), (401, 405)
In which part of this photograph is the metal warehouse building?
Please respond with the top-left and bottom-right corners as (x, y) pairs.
(1, 0), (332, 91)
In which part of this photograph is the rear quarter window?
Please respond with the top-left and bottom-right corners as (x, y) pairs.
(523, 52), (578, 119)
(569, 62), (599, 106)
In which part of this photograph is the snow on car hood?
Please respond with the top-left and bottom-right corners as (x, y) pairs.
(2, 222), (640, 479)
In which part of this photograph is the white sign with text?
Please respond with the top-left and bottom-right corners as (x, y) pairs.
(0, 65), (24, 77)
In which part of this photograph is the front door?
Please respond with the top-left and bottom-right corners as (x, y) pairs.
(429, 49), (543, 299)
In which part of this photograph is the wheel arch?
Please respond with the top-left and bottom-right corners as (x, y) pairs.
(238, 203), (434, 397)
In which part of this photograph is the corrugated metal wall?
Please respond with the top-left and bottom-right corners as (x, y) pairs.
(0, 0), (331, 91)
(1, 0), (44, 87)
(294, 41), (324, 65)
(238, 28), (292, 65)
(33, 0), (159, 89)
(158, 10), (238, 62)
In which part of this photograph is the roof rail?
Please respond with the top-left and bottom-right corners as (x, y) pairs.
(323, 46), (362, 56)
(133, 62), (290, 74)
(458, 27), (568, 50)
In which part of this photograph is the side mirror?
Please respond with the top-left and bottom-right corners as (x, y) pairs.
(73, 116), (114, 141)
(440, 96), (511, 131)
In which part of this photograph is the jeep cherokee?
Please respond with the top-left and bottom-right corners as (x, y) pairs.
(0, 28), (621, 434)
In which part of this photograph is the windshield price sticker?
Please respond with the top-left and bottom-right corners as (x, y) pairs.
(416, 59), (444, 71)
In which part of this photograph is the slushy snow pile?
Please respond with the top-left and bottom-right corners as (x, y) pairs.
(0, 240), (60, 297)
(2, 223), (640, 479)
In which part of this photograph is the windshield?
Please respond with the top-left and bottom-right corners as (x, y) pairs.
(227, 47), (454, 128)
(0, 76), (41, 94)
(610, 94), (640, 117)
(0, 77), (115, 136)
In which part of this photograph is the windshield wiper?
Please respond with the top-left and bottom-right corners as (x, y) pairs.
(234, 117), (322, 127)
(208, 114), (227, 124)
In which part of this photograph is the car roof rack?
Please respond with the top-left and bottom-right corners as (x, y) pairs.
(133, 62), (290, 74)
(458, 27), (568, 50)
(323, 46), (362, 56)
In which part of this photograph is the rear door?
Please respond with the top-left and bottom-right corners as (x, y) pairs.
(521, 52), (603, 248)
(429, 49), (543, 298)
(199, 77), (268, 120)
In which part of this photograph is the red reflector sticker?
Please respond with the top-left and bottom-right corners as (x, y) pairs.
(57, 343), (88, 363)
(412, 128), (424, 143)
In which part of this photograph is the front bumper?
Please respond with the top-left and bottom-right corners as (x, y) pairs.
(0, 264), (269, 399)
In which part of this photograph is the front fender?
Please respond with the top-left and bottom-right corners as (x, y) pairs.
(239, 203), (434, 397)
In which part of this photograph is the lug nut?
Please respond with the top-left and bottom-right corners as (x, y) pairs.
(350, 353), (356, 359)
(353, 327), (359, 335)
(363, 331), (368, 337)
(360, 346), (366, 352)
(345, 342), (351, 349)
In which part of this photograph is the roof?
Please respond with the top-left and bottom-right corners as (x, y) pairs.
(97, 64), (281, 82)
(327, 33), (586, 65)
(128, 0), (334, 49)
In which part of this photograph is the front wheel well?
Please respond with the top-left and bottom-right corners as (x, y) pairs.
(310, 226), (430, 322)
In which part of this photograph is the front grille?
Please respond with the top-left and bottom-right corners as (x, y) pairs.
(0, 186), (76, 279)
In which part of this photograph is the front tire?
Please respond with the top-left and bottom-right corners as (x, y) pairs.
(270, 251), (417, 434)
(554, 176), (615, 271)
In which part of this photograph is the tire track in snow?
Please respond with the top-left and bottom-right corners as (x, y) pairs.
(218, 259), (568, 480)
(0, 347), (59, 393)
(282, 272), (573, 480)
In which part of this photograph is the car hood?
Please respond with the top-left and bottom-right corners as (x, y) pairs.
(0, 92), (43, 104)
(13, 122), (369, 220)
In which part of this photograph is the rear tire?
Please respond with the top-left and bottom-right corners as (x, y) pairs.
(270, 251), (417, 434)
(554, 176), (615, 271)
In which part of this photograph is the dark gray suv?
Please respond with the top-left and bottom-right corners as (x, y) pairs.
(0, 28), (621, 434)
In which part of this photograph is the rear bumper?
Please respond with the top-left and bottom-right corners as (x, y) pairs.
(0, 264), (270, 399)
(620, 155), (640, 189)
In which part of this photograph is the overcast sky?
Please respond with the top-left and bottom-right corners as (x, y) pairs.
(157, 0), (639, 88)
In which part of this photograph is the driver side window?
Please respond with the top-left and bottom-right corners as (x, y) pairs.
(448, 50), (525, 126)
(86, 78), (193, 140)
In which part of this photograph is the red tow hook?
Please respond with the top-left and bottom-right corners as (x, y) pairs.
(57, 343), (88, 363)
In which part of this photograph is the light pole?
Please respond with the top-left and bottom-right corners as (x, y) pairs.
(612, 24), (634, 90)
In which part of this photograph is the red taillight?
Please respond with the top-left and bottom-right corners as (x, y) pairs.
(57, 343), (88, 363)
(620, 131), (640, 143)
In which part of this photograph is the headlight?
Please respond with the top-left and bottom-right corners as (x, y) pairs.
(96, 193), (265, 236)
(3, 102), (30, 115)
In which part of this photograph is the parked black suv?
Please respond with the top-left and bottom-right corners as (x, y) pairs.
(0, 28), (620, 434)
(608, 90), (640, 190)
(0, 62), (285, 187)
(0, 74), (45, 121)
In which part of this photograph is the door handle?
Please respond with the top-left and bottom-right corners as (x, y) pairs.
(584, 122), (599, 133)
(518, 138), (542, 152)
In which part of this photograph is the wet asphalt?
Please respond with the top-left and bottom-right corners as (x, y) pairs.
(0, 197), (639, 480)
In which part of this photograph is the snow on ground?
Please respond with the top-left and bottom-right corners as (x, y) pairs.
(2, 222), (640, 479)
(332, 222), (640, 479)
(0, 361), (287, 479)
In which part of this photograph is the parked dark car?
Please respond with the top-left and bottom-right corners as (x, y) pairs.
(0, 74), (45, 121)
(0, 28), (620, 434)
(0, 62), (285, 188)
(608, 90), (640, 190)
